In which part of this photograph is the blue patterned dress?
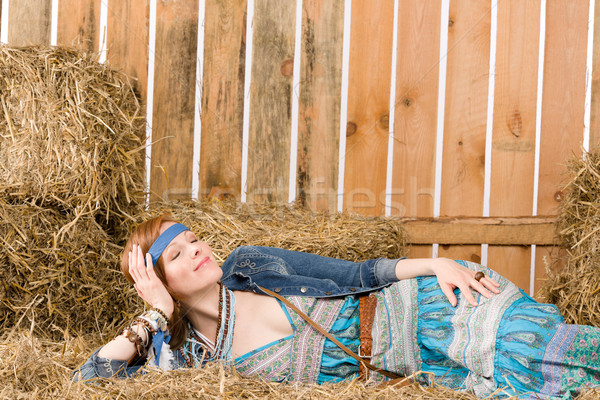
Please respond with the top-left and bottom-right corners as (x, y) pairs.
(233, 260), (600, 399)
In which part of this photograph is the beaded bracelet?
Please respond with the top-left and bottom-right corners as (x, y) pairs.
(140, 309), (169, 332)
(135, 317), (157, 337)
(153, 308), (170, 325)
(123, 327), (145, 357)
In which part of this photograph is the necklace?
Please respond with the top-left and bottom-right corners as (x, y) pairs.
(180, 282), (236, 367)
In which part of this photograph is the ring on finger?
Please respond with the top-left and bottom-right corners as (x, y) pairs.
(474, 271), (485, 282)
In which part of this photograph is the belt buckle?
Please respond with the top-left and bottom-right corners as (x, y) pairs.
(358, 346), (371, 359)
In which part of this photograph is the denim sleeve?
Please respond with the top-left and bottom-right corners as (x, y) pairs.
(373, 257), (403, 285)
(222, 246), (405, 291)
(72, 347), (145, 382)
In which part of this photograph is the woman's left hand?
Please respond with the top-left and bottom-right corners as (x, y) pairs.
(394, 257), (501, 307)
(430, 258), (500, 307)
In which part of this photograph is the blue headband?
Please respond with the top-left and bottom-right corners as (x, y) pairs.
(146, 223), (190, 266)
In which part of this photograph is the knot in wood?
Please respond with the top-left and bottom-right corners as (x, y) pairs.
(346, 121), (358, 137)
(508, 110), (522, 137)
(280, 59), (294, 77)
(379, 114), (389, 130)
(554, 190), (564, 202)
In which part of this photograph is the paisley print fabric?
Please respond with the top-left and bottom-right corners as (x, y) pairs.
(231, 261), (600, 399)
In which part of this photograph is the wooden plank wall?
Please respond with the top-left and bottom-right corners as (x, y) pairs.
(1, 0), (597, 294)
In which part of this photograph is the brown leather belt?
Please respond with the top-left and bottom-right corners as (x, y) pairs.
(358, 294), (378, 380)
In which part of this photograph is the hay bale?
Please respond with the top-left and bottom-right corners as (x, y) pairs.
(143, 200), (408, 263)
(537, 150), (600, 326)
(0, 45), (147, 338)
(0, 199), (141, 337)
(0, 45), (145, 235)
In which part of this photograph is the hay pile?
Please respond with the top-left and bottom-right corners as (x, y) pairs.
(0, 331), (521, 400)
(144, 200), (408, 264)
(538, 150), (600, 327)
(0, 46), (146, 336)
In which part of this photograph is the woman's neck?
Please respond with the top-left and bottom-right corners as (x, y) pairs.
(181, 283), (221, 341)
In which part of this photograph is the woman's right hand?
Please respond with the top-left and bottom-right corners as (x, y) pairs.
(128, 244), (174, 318)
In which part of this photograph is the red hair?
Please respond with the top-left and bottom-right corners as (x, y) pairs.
(121, 214), (189, 349)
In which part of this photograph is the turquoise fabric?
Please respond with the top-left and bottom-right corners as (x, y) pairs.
(318, 296), (361, 383)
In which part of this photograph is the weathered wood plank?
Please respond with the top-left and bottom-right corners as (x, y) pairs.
(401, 216), (557, 245)
(296, 0), (344, 212)
(8, 0), (51, 46)
(56, 0), (100, 52)
(199, 0), (247, 201)
(106, 0), (149, 104)
(488, 0), (541, 291)
(536, 1), (589, 285)
(438, 0), (490, 263)
(342, 0), (394, 216)
(150, 0), (199, 201)
(590, 0), (600, 149)
(538, 1), (588, 214)
(391, 1), (442, 258)
(246, 0), (296, 204)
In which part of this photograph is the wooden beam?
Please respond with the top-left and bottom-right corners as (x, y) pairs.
(400, 216), (558, 245)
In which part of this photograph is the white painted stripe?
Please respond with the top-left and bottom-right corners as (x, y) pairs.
(145, 0), (157, 206)
(531, 0), (547, 295)
(432, 0), (450, 258)
(481, 0), (498, 267)
(288, 0), (303, 203)
(583, 0), (595, 154)
(240, 0), (255, 203)
(1, 0), (9, 44)
(533, 0), (546, 219)
(98, 0), (108, 63)
(191, 0), (206, 201)
(50, 0), (58, 46)
(337, 0), (352, 212)
(530, 244), (537, 295)
(384, 0), (399, 218)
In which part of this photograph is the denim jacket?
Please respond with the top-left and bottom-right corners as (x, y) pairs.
(221, 245), (403, 297)
(73, 246), (405, 381)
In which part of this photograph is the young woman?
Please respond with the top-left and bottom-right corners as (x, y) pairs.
(74, 214), (600, 399)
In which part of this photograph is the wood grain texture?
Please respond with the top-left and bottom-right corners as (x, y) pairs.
(342, 0), (394, 216)
(402, 216), (556, 245)
(391, 1), (442, 258)
(538, 1), (588, 215)
(199, 0), (247, 201)
(590, 0), (600, 149)
(246, 0), (296, 204)
(488, 0), (541, 291)
(296, 0), (344, 212)
(56, 0), (100, 52)
(149, 0), (199, 202)
(406, 245), (434, 259)
(106, 0), (149, 104)
(438, 0), (491, 263)
(536, 1), (589, 282)
(8, 0), (51, 46)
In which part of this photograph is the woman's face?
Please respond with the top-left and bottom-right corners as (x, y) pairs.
(159, 221), (223, 300)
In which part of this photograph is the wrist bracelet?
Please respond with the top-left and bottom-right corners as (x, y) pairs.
(153, 308), (170, 324)
(140, 309), (169, 332)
